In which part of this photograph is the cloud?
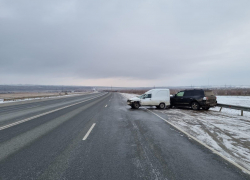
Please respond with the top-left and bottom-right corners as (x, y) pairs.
(0, 0), (250, 86)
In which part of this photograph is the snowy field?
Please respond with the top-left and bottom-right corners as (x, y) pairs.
(212, 96), (250, 117)
(120, 93), (250, 171)
(120, 93), (139, 99)
(217, 96), (250, 107)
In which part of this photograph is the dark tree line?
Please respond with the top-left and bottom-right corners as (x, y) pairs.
(119, 88), (250, 96)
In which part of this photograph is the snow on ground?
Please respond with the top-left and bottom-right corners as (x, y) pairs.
(120, 93), (250, 171)
(0, 92), (99, 104)
(0, 94), (81, 104)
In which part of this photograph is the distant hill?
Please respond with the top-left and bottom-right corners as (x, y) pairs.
(0, 85), (92, 93)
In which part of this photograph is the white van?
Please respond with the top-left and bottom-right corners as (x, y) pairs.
(127, 89), (170, 109)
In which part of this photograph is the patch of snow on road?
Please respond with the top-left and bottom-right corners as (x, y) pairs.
(120, 93), (250, 171)
(155, 108), (250, 171)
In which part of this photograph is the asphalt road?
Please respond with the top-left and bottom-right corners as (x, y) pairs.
(0, 92), (249, 180)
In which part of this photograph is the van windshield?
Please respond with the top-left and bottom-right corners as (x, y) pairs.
(138, 94), (145, 99)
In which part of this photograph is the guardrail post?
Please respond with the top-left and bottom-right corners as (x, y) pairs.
(219, 107), (222, 112)
(241, 110), (243, 116)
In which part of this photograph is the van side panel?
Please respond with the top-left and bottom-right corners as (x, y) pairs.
(151, 90), (170, 106)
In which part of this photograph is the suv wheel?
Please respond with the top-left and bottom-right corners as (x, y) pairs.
(191, 102), (200, 110)
(159, 103), (165, 109)
(202, 107), (210, 110)
(133, 102), (140, 109)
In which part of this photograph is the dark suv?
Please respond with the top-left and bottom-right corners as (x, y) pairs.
(170, 89), (217, 110)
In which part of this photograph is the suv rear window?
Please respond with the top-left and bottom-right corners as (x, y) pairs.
(204, 90), (214, 96)
(184, 91), (192, 96)
(183, 90), (204, 96)
(191, 90), (204, 96)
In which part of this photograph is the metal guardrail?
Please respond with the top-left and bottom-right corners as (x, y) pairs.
(217, 103), (250, 116)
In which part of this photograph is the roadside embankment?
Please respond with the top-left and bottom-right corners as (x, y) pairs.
(0, 92), (93, 104)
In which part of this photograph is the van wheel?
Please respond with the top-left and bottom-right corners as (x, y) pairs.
(191, 102), (200, 110)
(159, 103), (165, 109)
(133, 102), (140, 109)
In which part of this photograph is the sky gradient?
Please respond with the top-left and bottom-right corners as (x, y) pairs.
(1, 0), (250, 87)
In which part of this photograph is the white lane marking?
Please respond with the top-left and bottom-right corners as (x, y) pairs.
(146, 109), (250, 175)
(0, 93), (107, 131)
(105, 105), (107, 107)
(82, 123), (96, 140)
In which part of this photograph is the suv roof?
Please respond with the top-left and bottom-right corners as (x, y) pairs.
(184, 89), (213, 91)
(184, 89), (203, 91)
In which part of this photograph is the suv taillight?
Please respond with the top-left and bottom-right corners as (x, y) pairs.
(203, 97), (208, 100)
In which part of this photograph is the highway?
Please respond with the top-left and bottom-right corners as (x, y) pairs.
(0, 92), (249, 180)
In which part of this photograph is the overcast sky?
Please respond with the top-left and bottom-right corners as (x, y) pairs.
(0, 0), (250, 87)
